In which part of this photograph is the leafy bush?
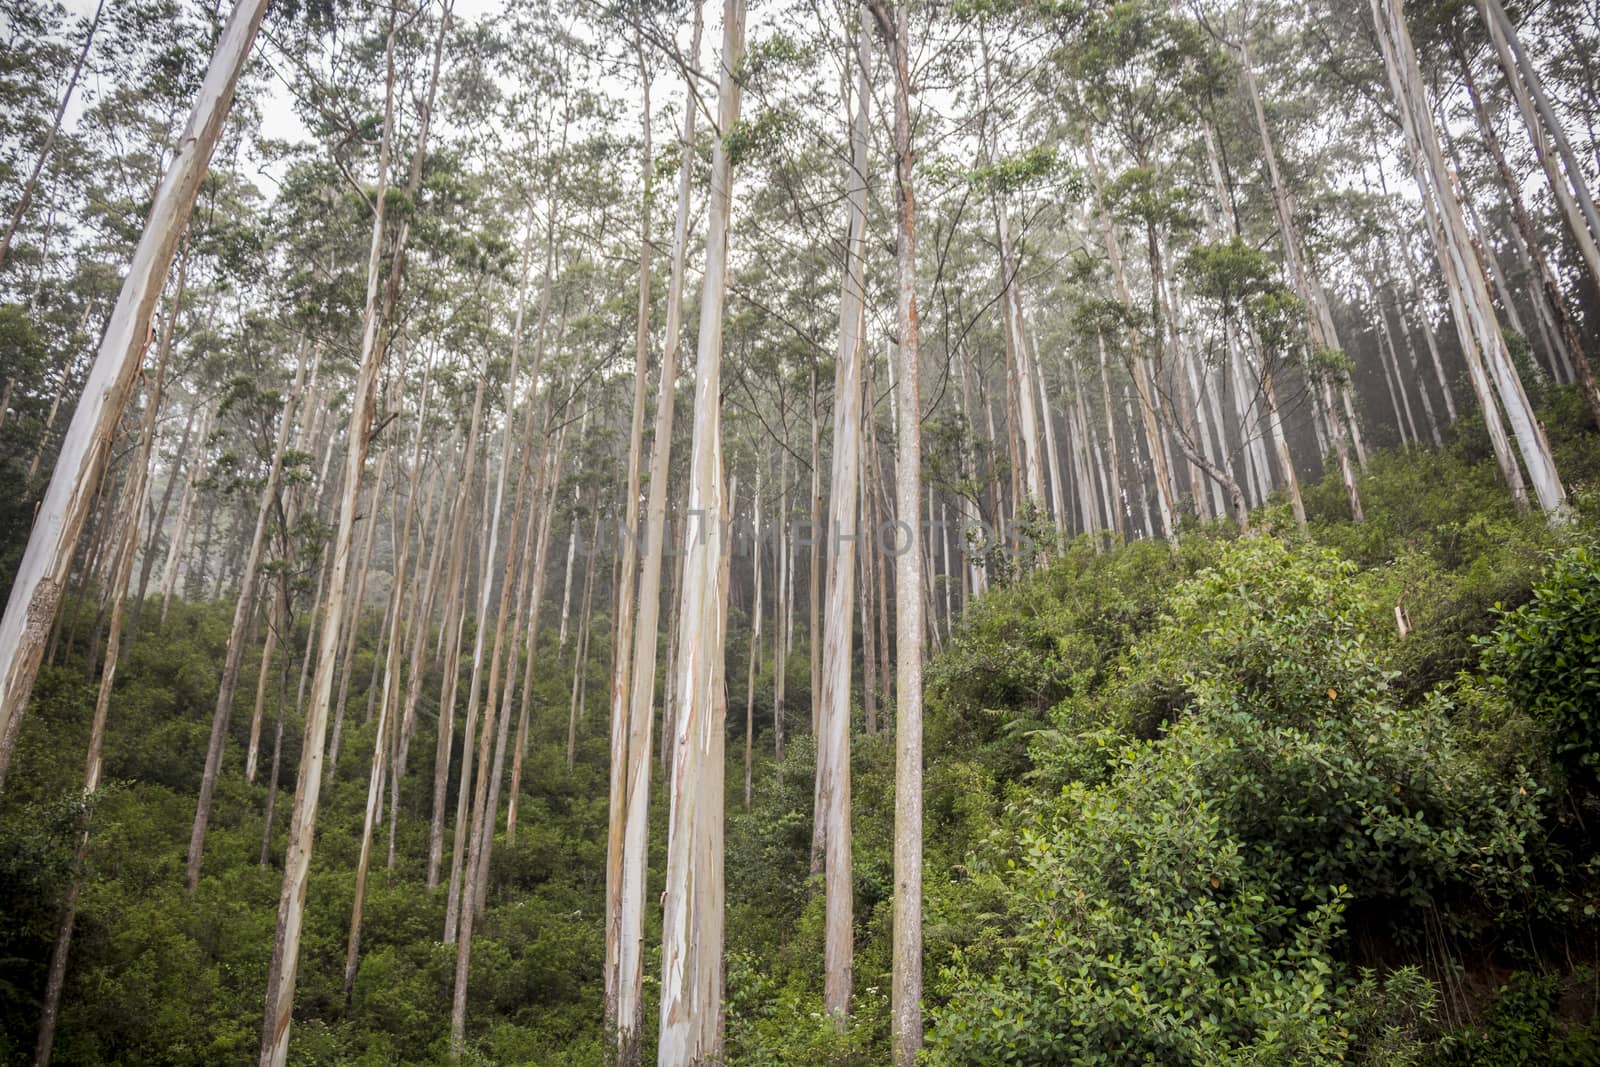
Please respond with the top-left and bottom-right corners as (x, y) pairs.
(1480, 543), (1600, 796)
(928, 539), (1544, 1064)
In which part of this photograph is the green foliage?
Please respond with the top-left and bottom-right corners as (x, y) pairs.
(1480, 542), (1600, 796)
(928, 538), (1543, 1065)
(1431, 971), (1600, 1066)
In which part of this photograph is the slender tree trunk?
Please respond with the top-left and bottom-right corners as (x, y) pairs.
(507, 414), (566, 845)
(1477, 0), (1600, 298)
(744, 462), (762, 809)
(1094, 333), (1127, 539)
(859, 450), (879, 736)
(870, 1), (925, 1055)
(815, 4), (869, 1023)
(341, 357), (435, 1001)
(1374, 0), (1565, 517)
(0, 0), (105, 274)
(26, 350), (76, 485)
(615, 7), (701, 1050)
(1395, 232), (1461, 424)
(1456, 32), (1600, 425)
(33, 302), (167, 1067)
(186, 334), (311, 893)
(160, 399), (214, 624)
(259, 1), (448, 1052)
(133, 401), (195, 616)
(565, 504), (600, 773)
(1236, 35), (1363, 522)
(1085, 141), (1178, 543)
(0, 0), (271, 786)
(427, 375), (486, 889)
(389, 438), (454, 871)
(450, 396), (552, 1056)
(808, 363), (822, 736)
(657, 0), (743, 1055)
(604, 42), (655, 1039)
(259, 611), (291, 867)
(773, 441), (788, 763)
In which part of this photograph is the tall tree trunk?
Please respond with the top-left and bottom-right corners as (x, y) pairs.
(507, 412), (567, 844)
(744, 462), (762, 810)
(1373, 0), (1565, 517)
(808, 363), (822, 736)
(1456, 32), (1600, 425)
(657, 0), (744, 1055)
(1094, 332), (1127, 540)
(615, 4), (701, 1049)
(605, 39), (654, 1039)
(858, 447), (879, 736)
(815, 3), (870, 1023)
(341, 355), (435, 1001)
(565, 504), (601, 773)
(260, 0), (449, 1052)
(1235, 35), (1364, 523)
(325, 450), (390, 778)
(448, 361), (555, 1053)
(1085, 141), (1178, 543)
(870, 1), (925, 1056)
(33, 302), (168, 1067)
(389, 436), (454, 871)
(1476, 0), (1600, 298)
(160, 399), (214, 624)
(0, 0), (270, 786)
(774, 441), (788, 763)
(133, 400), (196, 618)
(0, 0), (105, 273)
(427, 373), (487, 889)
(186, 333), (312, 893)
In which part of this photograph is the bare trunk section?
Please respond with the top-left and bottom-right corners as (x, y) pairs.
(604, 33), (655, 1045)
(34, 298), (167, 1067)
(341, 356), (435, 1002)
(0, 0), (104, 273)
(615, 8), (702, 1052)
(1235, 35), (1363, 524)
(186, 334), (312, 894)
(744, 462), (762, 809)
(1374, 0), (1565, 517)
(1094, 333), (1127, 539)
(0, 0), (271, 786)
(1085, 141), (1178, 543)
(1477, 0), (1600, 299)
(657, 0), (743, 1056)
(815, 5), (870, 1023)
(1456, 31), (1600, 426)
(869, 1), (925, 1056)
(260, 0), (449, 1053)
(160, 400), (215, 624)
(427, 374), (487, 889)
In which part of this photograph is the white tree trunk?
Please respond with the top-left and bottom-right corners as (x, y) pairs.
(870, 0), (924, 1057)
(0, 0), (271, 786)
(186, 333), (311, 893)
(616, 6), (702, 1052)
(1374, 0), (1565, 517)
(657, 0), (743, 1057)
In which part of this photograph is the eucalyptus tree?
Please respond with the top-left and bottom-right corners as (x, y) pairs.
(259, 0), (455, 1059)
(614, 7), (704, 1052)
(657, 0), (745, 1058)
(0, 0), (104, 274)
(811, 0), (872, 1024)
(0, 0), (272, 788)
(1368, 0), (1566, 518)
(865, 0), (926, 1057)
